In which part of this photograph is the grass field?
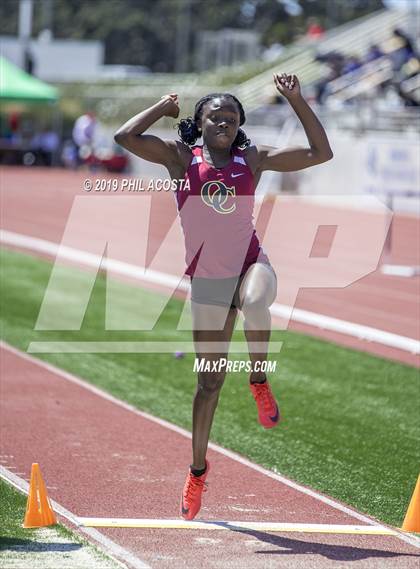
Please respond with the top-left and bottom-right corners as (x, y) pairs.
(0, 479), (121, 568)
(1, 247), (419, 529)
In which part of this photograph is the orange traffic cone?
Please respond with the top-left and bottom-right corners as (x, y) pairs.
(23, 463), (57, 528)
(401, 475), (420, 532)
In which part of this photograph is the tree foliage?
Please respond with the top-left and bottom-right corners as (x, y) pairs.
(0, 0), (384, 72)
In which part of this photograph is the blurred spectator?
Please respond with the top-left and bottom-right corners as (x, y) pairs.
(23, 47), (35, 75)
(61, 139), (79, 169)
(314, 51), (345, 104)
(8, 111), (21, 134)
(393, 28), (417, 58)
(30, 127), (60, 166)
(20, 117), (35, 144)
(72, 111), (96, 167)
(313, 26), (419, 107)
(394, 82), (420, 107)
(386, 28), (418, 73)
(3, 112), (23, 144)
(99, 144), (129, 173)
(306, 18), (325, 40)
(342, 55), (362, 75)
(364, 44), (384, 63)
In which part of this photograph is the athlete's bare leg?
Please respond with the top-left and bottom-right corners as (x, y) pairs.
(238, 263), (277, 382)
(191, 303), (237, 470)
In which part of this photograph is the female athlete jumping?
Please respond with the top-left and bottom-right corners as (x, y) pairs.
(114, 73), (333, 520)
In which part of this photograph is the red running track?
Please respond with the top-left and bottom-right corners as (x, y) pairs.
(1, 166), (419, 367)
(1, 343), (419, 569)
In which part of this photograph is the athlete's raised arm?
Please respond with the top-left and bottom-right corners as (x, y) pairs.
(114, 93), (187, 170)
(255, 73), (333, 172)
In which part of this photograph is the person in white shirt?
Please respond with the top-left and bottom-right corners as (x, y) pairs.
(72, 111), (96, 166)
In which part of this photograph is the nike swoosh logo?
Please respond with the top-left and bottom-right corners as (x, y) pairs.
(270, 405), (279, 423)
(231, 173), (244, 178)
(181, 502), (189, 515)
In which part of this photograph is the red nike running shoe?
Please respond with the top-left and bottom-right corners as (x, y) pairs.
(180, 460), (210, 520)
(250, 380), (280, 429)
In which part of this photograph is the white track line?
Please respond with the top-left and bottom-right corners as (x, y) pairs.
(26, 340), (283, 354)
(270, 304), (419, 354)
(77, 518), (397, 535)
(1, 230), (419, 355)
(2, 341), (419, 549)
(0, 466), (151, 569)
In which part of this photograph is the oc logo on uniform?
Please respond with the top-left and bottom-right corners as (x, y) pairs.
(201, 181), (236, 214)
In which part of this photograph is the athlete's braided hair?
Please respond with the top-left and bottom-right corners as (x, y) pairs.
(176, 93), (250, 149)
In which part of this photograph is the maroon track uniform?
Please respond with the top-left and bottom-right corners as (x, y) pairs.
(174, 145), (272, 307)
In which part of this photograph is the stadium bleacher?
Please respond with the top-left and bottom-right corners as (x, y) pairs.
(233, 8), (415, 112)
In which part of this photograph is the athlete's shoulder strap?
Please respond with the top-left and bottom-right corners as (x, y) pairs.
(232, 146), (247, 166)
(189, 145), (203, 166)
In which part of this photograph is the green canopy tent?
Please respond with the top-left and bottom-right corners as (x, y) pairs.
(0, 56), (61, 165)
(0, 56), (58, 101)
